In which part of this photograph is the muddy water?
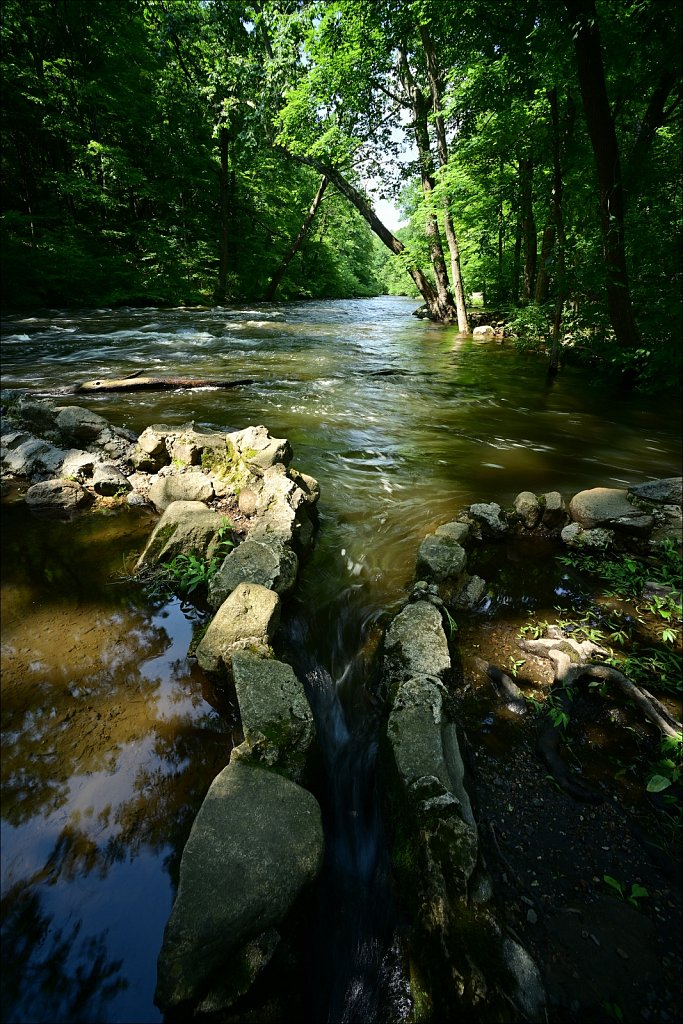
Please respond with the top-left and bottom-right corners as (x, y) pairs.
(1, 297), (681, 1023)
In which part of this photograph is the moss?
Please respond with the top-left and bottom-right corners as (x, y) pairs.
(141, 521), (178, 564)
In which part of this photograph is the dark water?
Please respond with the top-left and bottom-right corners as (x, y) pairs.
(1, 297), (681, 1023)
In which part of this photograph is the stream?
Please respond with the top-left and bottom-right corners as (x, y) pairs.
(1, 296), (681, 1023)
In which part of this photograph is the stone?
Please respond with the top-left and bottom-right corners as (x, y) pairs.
(228, 424), (292, 469)
(25, 478), (91, 515)
(569, 487), (642, 529)
(288, 468), (320, 504)
(155, 759), (324, 1012)
(502, 938), (546, 1022)
(137, 425), (172, 458)
(453, 574), (487, 609)
(61, 449), (98, 481)
(238, 487), (259, 515)
(469, 502), (507, 535)
(514, 491), (541, 528)
(628, 477), (682, 506)
(148, 471), (214, 511)
(8, 396), (59, 433)
(434, 521), (470, 544)
(55, 406), (111, 443)
(208, 539), (298, 609)
(561, 523), (614, 550)
(92, 463), (132, 496)
(2, 438), (56, 476)
(249, 465), (303, 547)
(416, 534), (467, 582)
(541, 491), (567, 528)
(230, 653), (315, 780)
(136, 500), (224, 569)
(383, 601), (450, 687)
(473, 325), (495, 337)
(195, 582), (281, 675)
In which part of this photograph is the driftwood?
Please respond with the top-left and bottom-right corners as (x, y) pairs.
(70, 372), (254, 394)
(515, 627), (683, 803)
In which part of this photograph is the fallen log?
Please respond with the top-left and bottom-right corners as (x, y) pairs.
(71, 375), (254, 393)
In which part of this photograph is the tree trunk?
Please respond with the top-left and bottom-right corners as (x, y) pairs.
(519, 157), (536, 302)
(534, 223), (555, 304)
(215, 125), (230, 303)
(264, 175), (328, 300)
(419, 24), (470, 332)
(565, 0), (641, 349)
(397, 46), (459, 324)
(548, 88), (567, 377)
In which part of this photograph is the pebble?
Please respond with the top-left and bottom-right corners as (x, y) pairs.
(526, 909), (538, 925)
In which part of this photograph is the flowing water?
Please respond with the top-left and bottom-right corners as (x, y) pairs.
(1, 296), (681, 1023)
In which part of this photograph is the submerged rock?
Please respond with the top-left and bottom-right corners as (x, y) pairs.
(155, 759), (324, 1012)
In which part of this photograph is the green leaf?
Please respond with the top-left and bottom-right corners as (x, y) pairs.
(646, 774), (672, 793)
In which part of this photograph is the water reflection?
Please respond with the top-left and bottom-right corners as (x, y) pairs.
(0, 508), (234, 1023)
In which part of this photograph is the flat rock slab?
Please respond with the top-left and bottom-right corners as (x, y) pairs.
(155, 759), (324, 1010)
(628, 477), (682, 506)
(148, 471), (214, 511)
(195, 582), (281, 674)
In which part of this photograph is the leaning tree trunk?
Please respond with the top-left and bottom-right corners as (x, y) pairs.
(565, 0), (641, 350)
(264, 175), (328, 301)
(419, 24), (470, 332)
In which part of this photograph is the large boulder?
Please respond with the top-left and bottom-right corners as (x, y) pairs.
(569, 487), (653, 534)
(230, 653), (315, 780)
(55, 406), (111, 444)
(155, 759), (324, 1012)
(1, 438), (60, 477)
(249, 464), (315, 551)
(25, 478), (91, 515)
(136, 500), (224, 570)
(195, 582), (281, 674)
(208, 539), (298, 609)
(382, 600), (450, 690)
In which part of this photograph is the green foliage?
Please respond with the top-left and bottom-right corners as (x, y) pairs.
(603, 874), (649, 908)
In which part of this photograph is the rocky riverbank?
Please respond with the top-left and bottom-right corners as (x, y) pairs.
(2, 391), (681, 1023)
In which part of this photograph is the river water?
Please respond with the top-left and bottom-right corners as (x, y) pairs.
(1, 296), (681, 1023)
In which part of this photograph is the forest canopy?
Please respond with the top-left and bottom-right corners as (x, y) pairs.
(1, 0), (681, 388)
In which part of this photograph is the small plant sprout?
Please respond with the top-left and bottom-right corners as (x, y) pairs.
(508, 657), (526, 678)
(443, 607), (458, 639)
(603, 874), (649, 907)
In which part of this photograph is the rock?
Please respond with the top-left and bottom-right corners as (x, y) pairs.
(61, 450), (98, 481)
(238, 487), (259, 515)
(7, 396), (59, 434)
(452, 574), (487, 609)
(155, 759), (324, 1012)
(435, 521), (470, 544)
(541, 491), (567, 529)
(136, 500), (224, 569)
(55, 406), (111, 443)
(649, 505), (683, 548)
(2, 437), (57, 477)
(514, 491), (541, 528)
(137, 425), (172, 458)
(561, 523), (614, 550)
(208, 539), (298, 609)
(25, 478), (91, 515)
(416, 534), (467, 582)
(148, 471), (214, 511)
(569, 487), (643, 529)
(228, 424), (292, 469)
(383, 601), (450, 688)
(249, 464), (315, 551)
(230, 653), (315, 780)
(195, 582), (281, 675)
(628, 477), (682, 506)
(473, 325), (495, 337)
(501, 937), (546, 1022)
(469, 502), (507, 535)
(92, 464), (132, 496)
(288, 468), (320, 505)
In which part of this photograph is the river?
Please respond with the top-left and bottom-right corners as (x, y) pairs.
(1, 296), (681, 1023)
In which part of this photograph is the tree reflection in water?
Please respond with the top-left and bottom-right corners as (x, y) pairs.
(0, 504), (238, 1022)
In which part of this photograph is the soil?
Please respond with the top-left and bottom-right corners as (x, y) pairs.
(453, 614), (682, 1024)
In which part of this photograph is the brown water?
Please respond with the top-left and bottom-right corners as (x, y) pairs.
(1, 297), (681, 1023)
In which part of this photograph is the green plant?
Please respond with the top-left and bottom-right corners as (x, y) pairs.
(166, 552), (215, 594)
(603, 874), (649, 907)
(601, 1002), (624, 1022)
(508, 657), (526, 678)
(443, 607), (458, 639)
(646, 734), (683, 793)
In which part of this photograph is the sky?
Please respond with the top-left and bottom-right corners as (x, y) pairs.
(373, 197), (404, 233)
